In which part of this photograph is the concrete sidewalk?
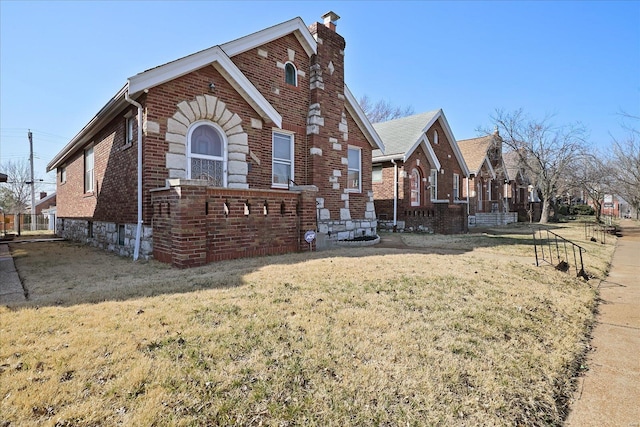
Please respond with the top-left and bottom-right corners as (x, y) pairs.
(0, 243), (26, 304)
(566, 220), (640, 426)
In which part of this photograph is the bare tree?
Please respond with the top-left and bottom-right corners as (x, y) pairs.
(0, 159), (35, 213)
(359, 95), (414, 123)
(610, 116), (640, 219)
(490, 109), (588, 224)
(569, 152), (614, 222)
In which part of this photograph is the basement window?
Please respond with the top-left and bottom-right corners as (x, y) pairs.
(118, 224), (125, 246)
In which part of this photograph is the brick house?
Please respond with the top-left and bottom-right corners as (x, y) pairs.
(503, 150), (537, 221)
(457, 131), (517, 227)
(371, 110), (470, 234)
(46, 12), (384, 268)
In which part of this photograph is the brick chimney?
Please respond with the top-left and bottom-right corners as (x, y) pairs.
(307, 12), (349, 226)
(322, 11), (340, 32)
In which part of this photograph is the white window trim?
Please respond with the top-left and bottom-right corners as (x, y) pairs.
(84, 146), (94, 193)
(186, 120), (228, 186)
(410, 168), (420, 206)
(125, 116), (135, 148)
(453, 173), (460, 200)
(372, 165), (383, 183)
(272, 130), (294, 188)
(430, 169), (438, 201)
(284, 61), (298, 87)
(346, 146), (362, 193)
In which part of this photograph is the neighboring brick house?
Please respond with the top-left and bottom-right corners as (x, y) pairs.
(46, 12), (384, 268)
(503, 150), (537, 221)
(34, 192), (56, 215)
(457, 131), (517, 226)
(371, 110), (469, 234)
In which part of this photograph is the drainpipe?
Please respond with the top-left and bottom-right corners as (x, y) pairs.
(466, 176), (470, 216)
(125, 91), (143, 261)
(391, 159), (398, 229)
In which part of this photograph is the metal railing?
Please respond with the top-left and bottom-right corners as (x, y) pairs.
(583, 220), (616, 244)
(532, 228), (588, 280)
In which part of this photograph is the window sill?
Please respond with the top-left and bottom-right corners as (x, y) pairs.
(345, 189), (361, 194)
(123, 142), (133, 151)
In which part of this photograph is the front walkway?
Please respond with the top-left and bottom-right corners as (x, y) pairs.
(0, 243), (26, 304)
(566, 219), (640, 426)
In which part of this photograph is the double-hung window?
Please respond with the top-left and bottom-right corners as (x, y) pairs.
(372, 165), (382, 183)
(126, 116), (135, 146)
(410, 168), (420, 206)
(453, 173), (460, 200)
(347, 146), (361, 192)
(430, 169), (437, 201)
(84, 147), (94, 193)
(188, 122), (226, 186)
(272, 131), (293, 187)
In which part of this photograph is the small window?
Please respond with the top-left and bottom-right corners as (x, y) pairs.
(453, 173), (460, 200)
(284, 62), (297, 86)
(410, 168), (421, 206)
(188, 122), (226, 186)
(84, 146), (94, 193)
(433, 130), (439, 144)
(126, 116), (135, 146)
(372, 165), (382, 183)
(430, 169), (438, 201)
(272, 131), (293, 187)
(347, 147), (361, 192)
(60, 166), (66, 184)
(118, 224), (125, 246)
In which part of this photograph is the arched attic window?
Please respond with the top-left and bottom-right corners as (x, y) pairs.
(284, 62), (297, 86)
(433, 130), (439, 144)
(187, 121), (227, 187)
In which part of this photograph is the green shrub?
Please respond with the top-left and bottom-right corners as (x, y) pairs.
(569, 204), (595, 216)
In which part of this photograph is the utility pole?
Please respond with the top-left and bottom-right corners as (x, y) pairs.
(28, 130), (36, 231)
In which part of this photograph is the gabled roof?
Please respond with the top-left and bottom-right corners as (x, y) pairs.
(35, 192), (56, 208)
(457, 135), (495, 176)
(503, 150), (525, 182)
(48, 16), (383, 173)
(372, 110), (469, 177)
(48, 17), (316, 173)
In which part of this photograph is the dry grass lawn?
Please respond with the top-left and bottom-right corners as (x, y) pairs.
(1, 221), (615, 426)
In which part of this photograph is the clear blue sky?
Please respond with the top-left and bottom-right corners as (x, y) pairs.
(1, 1), (638, 194)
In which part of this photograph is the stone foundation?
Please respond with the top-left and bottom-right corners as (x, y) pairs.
(56, 218), (153, 259)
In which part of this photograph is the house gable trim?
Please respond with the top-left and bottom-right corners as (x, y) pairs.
(405, 134), (441, 171)
(128, 47), (281, 127)
(422, 110), (470, 177)
(221, 17), (316, 58)
(344, 85), (385, 152)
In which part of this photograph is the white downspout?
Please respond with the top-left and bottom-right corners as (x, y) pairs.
(391, 159), (398, 229)
(125, 91), (143, 261)
(466, 177), (470, 216)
